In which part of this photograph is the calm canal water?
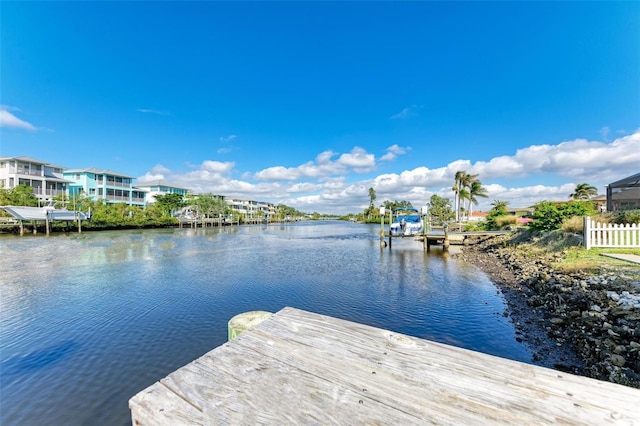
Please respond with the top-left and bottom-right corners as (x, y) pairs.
(0, 221), (532, 425)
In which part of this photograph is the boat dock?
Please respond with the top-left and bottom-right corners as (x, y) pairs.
(419, 230), (511, 249)
(129, 307), (640, 425)
(1, 205), (87, 235)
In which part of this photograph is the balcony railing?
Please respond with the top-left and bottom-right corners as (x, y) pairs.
(105, 181), (131, 188)
(105, 195), (129, 201)
(7, 167), (44, 176)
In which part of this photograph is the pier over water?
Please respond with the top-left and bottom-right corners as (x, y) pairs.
(131, 307), (640, 424)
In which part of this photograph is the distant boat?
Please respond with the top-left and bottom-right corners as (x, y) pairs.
(1, 205), (87, 221)
(389, 207), (423, 237)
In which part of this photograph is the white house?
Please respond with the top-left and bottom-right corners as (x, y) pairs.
(0, 156), (70, 204)
(134, 180), (190, 203)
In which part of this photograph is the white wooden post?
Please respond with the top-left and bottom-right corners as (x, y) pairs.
(584, 216), (591, 250)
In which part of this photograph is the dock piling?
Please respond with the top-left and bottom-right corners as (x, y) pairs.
(228, 311), (273, 340)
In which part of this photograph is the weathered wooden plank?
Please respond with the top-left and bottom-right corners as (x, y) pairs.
(232, 327), (531, 424)
(249, 308), (640, 423)
(129, 381), (205, 425)
(130, 307), (640, 425)
(159, 338), (427, 425)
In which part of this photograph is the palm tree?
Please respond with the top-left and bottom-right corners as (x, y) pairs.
(570, 183), (598, 200)
(452, 170), (466, 222)
(459, 172), (479, 221)
(458, 187), (469, 221)
(491, 199), (509, 213)
(367, 187), (377, 218)
(467, 180), (488, 219)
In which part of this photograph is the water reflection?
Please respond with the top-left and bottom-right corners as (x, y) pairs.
(0, 222), (530, 425)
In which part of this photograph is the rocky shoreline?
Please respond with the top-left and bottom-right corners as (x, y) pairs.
(455, 233), (640, 389)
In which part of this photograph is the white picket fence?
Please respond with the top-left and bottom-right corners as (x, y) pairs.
(583, 216), (640, 250)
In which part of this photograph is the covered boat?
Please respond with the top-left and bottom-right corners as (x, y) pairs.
(389, 207), (423, 237)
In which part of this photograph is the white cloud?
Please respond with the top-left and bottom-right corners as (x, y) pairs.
(254, 166), (301, 181)
(336, 147), (375, 172)
(480, 183), (578, 209)
(288, 182), (320, 194)
(137, 131), (640, 215)
(380, 144), (409, 161)
(219, 134), (237, 142)
(136, 165), (172, 183)
(469, 132), (640, 183)
(254, 147), (376, 181)
(390, 105), (422, 120)
(137, 108), (169, 115)
(0, 107), (37, 130)
(201, 160), (235, 174)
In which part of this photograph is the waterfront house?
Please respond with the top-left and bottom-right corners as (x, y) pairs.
(64, 168), (146, 206)
(0, 156), (70, 204)
(225, 198), (276, 221)
(257, 201), (276, 221)
(133, 179), (190, 203)
(606, 172), (640, 212)
(3, 155), (281, 218)
(226, 198), (260, 219)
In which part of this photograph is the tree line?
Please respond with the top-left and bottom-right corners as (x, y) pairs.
(355, 173), (630, 233)
(0, 185), (306, 229)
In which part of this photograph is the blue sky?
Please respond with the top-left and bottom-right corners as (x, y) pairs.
(1, 1), (639, 214)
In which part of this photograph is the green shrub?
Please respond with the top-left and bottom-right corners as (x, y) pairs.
(495, 215), (517, 229)
(561, 216), (584, 233)
(529, 201), (595, 232)
(529, 201), (563, 231)
(463, 221), (486, 231)
(609, 210), (640, 224)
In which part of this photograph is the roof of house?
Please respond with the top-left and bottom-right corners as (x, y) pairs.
(608, 172), (640, 188)
(63, 168), (133, 178)
(134, 179), (189, 190)
(0, 155), (66, 169)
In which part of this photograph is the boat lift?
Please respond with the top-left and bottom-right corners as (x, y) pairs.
(379, 205), (433, 250)
(1, 205), (88, 235)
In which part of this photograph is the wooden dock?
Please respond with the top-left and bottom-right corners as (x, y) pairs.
(414, 230), (510, 250)
(129, 307), (640, 425)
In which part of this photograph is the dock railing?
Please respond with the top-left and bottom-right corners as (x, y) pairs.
(583, 216), (640, 250)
